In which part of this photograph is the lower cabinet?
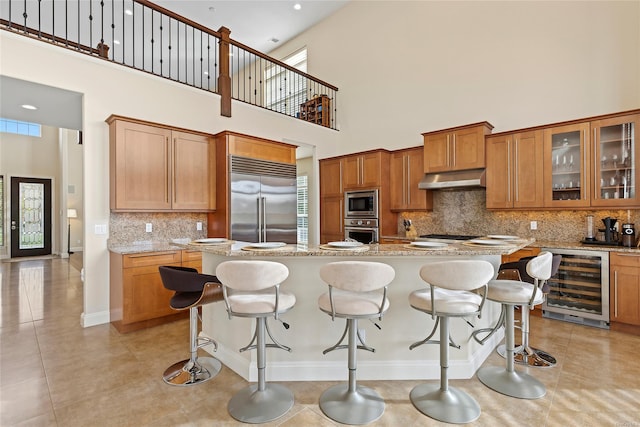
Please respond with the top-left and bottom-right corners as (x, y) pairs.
(610, 253), (640, 329)
(110, 249), (202, 333)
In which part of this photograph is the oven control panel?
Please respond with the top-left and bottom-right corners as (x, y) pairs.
(344, 218), (378, 227)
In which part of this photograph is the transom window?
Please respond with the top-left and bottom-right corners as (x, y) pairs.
(0, 118), (42, 137)
(265, 48), (307, 117)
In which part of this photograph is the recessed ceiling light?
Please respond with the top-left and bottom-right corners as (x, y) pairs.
(293, 3), (302, 11)
(113, 39), (121, 45)
(21, 104), (37, 110)
(125, 9), (133, 16)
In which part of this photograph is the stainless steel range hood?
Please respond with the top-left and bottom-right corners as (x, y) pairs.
(418, 168), (486, 190)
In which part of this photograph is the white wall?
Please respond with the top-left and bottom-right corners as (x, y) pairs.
(1, 0), (638, 326)
(273, 0), (640, 154)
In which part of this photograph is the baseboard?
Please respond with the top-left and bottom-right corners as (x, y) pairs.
(81, 310), (110, 327)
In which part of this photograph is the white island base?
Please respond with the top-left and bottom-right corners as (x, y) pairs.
(197, 245), (512, 382)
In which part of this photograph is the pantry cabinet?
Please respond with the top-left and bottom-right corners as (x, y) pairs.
(107, 116), (215, 212)
(319, 158), (344, 243)
(609, 252), (640, 327)
(390, 147), (432, 211)
(423, 122), (493, 173)
(110, 249), (203, 333)
(486, 130), (544, 209)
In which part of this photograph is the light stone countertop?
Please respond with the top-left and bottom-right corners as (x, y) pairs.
(176, 238), (535, 257)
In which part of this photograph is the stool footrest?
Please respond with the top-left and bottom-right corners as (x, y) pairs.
(496, 344), (557, 367)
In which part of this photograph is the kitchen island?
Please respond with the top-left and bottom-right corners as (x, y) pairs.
(191, 239), (533, 382)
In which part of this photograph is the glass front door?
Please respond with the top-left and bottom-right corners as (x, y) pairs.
(10, 177), (52, 257)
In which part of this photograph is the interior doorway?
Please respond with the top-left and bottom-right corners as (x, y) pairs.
(10, 177), (53, 257)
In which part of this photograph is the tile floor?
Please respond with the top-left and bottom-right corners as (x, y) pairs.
(1, 256), (640, 426)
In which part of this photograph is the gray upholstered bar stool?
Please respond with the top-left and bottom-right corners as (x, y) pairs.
(476, 251), (552, 399)
(318, 261), (395, 425)
(215, 260), (296, 424)
(158, 266), (223, 386)
(408, 260), (494, 424)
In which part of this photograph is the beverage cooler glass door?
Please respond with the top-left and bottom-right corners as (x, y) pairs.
(591, 114), (638, 207)
(542, 248), (609, 329)
(547, 123), (590, 207)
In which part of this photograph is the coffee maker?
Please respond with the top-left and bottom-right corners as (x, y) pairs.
(601, 217), (619, 244)
(582, 216), (621, 246)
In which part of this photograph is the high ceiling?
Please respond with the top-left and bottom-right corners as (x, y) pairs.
(153, 0), (349, 54)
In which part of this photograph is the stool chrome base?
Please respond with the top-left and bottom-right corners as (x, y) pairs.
(496, 344), (557, 367)
(477, 366), (546, 399)
(162, 356), (222, 386)
(320, 384), (384, 425)
(410, 383), (480, 424)
(228, 383), (294, 424)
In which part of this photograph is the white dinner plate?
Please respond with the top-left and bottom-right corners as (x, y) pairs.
(468, 238), (510, 246)
(193, 238), (229, 244)
(328, 241), (364, 248)
(487, 235), (519, 240)
(410, 241), (449, 248)
(247, 242), (287, 249)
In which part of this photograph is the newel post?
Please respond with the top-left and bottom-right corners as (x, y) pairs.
(218, 26), (232, 117)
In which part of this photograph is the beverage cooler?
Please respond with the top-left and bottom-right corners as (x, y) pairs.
(541, 248), (610, 329)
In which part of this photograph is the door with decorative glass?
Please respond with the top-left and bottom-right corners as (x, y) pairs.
(10, 177), (52, 257)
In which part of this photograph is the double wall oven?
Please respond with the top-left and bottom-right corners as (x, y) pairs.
(344, 189), (379, 244)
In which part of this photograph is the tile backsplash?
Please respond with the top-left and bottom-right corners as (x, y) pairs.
(398, 189), (640, 243)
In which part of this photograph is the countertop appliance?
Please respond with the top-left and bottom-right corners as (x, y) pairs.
(581, 216), (621, 246)
(541, 247), (609, 329)
(230, 156), (297, 244)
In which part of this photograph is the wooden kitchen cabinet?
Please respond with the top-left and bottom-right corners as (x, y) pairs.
(423, 122), (493, 173)
(342, 150), (390, 190)
(543, 111), (640, 209)
(320, 195), (344, 243)
(610, 252), (640, 329)
(320, 157), (343, 197)
(486, 130), (544, 209)
(390, 146), (432, 211)
(107, 116), (215, 212)
(110, 249), (202, 333)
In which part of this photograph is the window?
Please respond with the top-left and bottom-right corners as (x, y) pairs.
(0, 118), (41, 137)
(296, 175), (308, 244)
(265, 48), (307, 117)
(0, 175), (3, 246)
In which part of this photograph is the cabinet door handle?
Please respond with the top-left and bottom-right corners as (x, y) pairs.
(592, 129), (597, 199)
(507, 140), (512, 202)
(168, 137), (172, 204)
(614, 270), (618, 318)
(405, 155), (410, 205)
(583, 129), (588, 200)
(451, 134), (456, 167)
(615, 253), (640, 258)
(514, 138), (519, 202)
(446, 135), (451, 167)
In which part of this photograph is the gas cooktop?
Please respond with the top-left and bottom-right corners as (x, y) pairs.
(419, 234), (481, 240)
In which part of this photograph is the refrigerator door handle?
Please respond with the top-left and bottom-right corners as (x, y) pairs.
(261, 196), (267, 242)
(257, 197), (263, 243)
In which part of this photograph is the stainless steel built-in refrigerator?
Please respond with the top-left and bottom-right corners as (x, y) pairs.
(230, 156), (297, 244)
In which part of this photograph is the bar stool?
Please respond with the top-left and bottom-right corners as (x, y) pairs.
(215, 260), (296, 424)
(476, 251), (552, 399)
(158, 266), (223, 386)
(318, 261), (395, 425)
(408, 260), (494, 424)
(495, 253), (562, 367)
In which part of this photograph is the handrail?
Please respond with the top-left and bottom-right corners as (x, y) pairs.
(0, 0), (338, 129)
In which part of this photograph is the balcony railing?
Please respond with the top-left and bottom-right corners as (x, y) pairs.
(0, 0), (338, 129)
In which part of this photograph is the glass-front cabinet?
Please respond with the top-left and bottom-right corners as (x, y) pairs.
(544, 113), (640, 208)
(590, 114), (638, 207)
(544, 122), (591, 207)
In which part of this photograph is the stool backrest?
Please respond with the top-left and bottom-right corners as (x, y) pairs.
(526, 251), (553, 282)
(159, 265), (219, 292)
(319, 261), (395, 292)
(419, 260), (495, 291)
(215, 260), (289, 291)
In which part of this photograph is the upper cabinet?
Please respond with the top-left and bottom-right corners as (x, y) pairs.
(423, 122), (493, 173)
(107, 116), (215, 212)
(486, 130), (544, 209)
(320, 157), (343, 198)
(343, 151), (389, 190)
(390, 146), (432, 211)
(543, 112), (640, 208)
